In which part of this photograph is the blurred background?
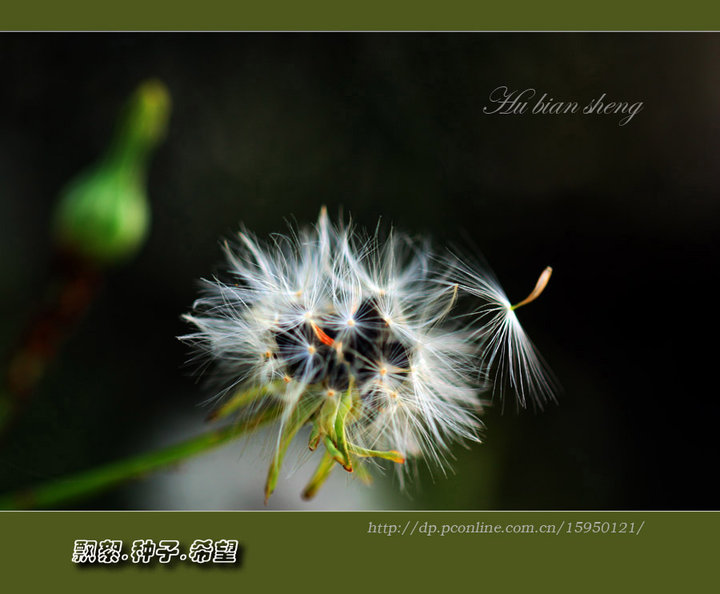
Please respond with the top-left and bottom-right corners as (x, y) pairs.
(0, 33), (718, 510)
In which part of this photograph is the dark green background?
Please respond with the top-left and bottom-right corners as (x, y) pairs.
(1, 33), (718, 510)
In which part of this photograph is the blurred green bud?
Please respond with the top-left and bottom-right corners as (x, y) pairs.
(53, 79), (171, 266)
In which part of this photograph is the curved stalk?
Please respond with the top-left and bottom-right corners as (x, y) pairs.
(0, 405), (278, 510)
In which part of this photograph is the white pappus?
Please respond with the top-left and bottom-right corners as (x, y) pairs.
(181, 207), (557, 501)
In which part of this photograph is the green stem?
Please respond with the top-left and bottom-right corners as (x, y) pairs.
(0, 407), (278, 510)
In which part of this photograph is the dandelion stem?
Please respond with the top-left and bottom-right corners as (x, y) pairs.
(0, 405), (280, 510)
(511, 266), (553, 310)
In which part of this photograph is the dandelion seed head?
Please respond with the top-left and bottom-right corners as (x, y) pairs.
(181, 208), (558, 498)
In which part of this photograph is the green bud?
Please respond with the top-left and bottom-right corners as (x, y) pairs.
(53, 79), (171, 266)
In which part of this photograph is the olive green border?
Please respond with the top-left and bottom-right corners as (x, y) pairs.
(0, 511), (716, 591)
(0, 0), (719, 30)
(2, 3), (718, 591)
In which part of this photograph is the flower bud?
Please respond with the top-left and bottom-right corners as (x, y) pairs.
(53, 79), (171, 266)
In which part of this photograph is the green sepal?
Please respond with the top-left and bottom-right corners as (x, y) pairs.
(349, 444), (406, 465)
(319, 395), (340, 437)
(308, 422), (322, 451)
(323, 436), (353, 472)
(307, 393), (341, 451)
(332, 385), (354, 470)
(264, 395), (323, 503)
(301, 450), (336, 500)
